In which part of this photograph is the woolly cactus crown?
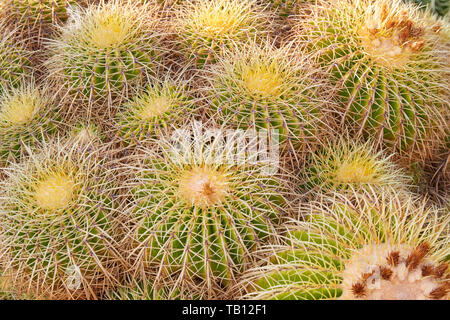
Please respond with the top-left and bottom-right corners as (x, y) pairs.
(239, 193), (449, 300)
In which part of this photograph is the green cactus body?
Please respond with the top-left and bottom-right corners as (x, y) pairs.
(297, 0), (449, 157)
(0, 141), (122, 299)
(8, 1), (78, 28)
(240, 194), (449, 300)
(114, 79), (195, 146)
(49, 0), (165, 104)
(407, 0), (449, 16)
(127, 123), (287, 294)
(302, 138), (411, 195)
(0, 31), (31, 88)
(0, 81), (60, 164)
(205, 41), (323, 147)
(174, 0), (271, 67)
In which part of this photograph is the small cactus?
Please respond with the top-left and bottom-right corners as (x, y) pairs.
(114, 77), (196, 147)
(47, 0), (167, 109)
(0, 79), (60, 164)
(0, 140), (123, 299)
(301, 138), (411, 196)
(204, 40), (324, 148)
(173, 0), (271, 67)
(296, 0), (449, 161)
(239, 193), (449, 300)
(124, 122), (288, 297)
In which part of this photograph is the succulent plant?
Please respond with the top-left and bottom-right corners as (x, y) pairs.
(125, 122), (288, 297)
(239, 193), (449, 300)
(173, 0), (271, 67)
(114, 76), (196, 147)
(204, 40), (325, 148)
(301, 138), (411, 196)
(296, 0), (449, 161)
(47, 0), (166, 109)
(0, 79), (60, 164)
(0, 29), (31, 89)
(0, 140), (123, 299)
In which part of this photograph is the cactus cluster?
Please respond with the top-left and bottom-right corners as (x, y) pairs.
(296, 0), (449, 160)
(0, 0), (448, 301)
(124, 123), (288, 296)
(204, 40), (324, 148)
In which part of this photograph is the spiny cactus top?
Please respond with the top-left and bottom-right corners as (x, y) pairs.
(125, 122), (288, 296)
(173, 0), (271, 67)
(239, 193), (449, 300)
(0, 80), (60, 164)
(0, 29), (31, 88)
(114, 77), (196, 146)
(204, 40), (324, 147)
(0, 140), (123, 299)
(302, 138), (411, 196)
(296, 0), (449, 159)
(48, 0), (166, 107)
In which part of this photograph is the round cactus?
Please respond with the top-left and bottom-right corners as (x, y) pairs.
(296, 0), (449, 160)
(114, 77), (196, 147)
(204, 40), (324, 147)
(48, 0), (166, 109)
(0, 29), (31, 88)
(239, 193), (449, 300)
(173, 0), (271, 67)
(0, 140), (123, 299)
(125, 122), (288, 296)
(0, 80), (60, 164)
(301, 138), (411, 196)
